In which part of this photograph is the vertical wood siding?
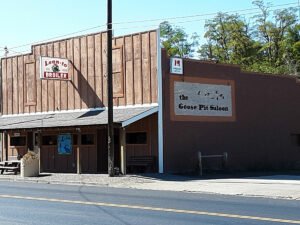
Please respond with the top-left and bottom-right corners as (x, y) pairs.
(126, 113), (158, 163)
(1, 30), (158, 115)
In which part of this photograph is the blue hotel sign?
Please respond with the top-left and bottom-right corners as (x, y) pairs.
(58, 134), (72, 155)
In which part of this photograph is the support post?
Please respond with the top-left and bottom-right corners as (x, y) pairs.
(120, 128), (126, 175)
(0, 133), (2, 161)
(77, 132), (81, 174)
(38, 132), (42, 173)
(223, 152), (228, 170)
(107, 0), (114, 177)
(198, 151), (202, 176)
(4, 132), (8, 161)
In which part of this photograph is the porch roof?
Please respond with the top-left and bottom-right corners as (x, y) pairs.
(0, 106), (158, 131)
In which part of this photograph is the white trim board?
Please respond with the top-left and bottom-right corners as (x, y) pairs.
(157, 28), (164, 174)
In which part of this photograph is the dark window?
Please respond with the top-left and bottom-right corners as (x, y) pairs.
(34, 132), (39, 146)
(126, 132), (147, 144)
(73, 134), (78, 145)
(81, 134), (95, 145)
(42, 135), (57, 146)
(27, 132), (33, 151)
(291, 134), (300, 146)
(10, 136), (26, 146)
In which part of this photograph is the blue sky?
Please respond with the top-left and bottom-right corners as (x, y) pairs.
(0, 0), (296, 57)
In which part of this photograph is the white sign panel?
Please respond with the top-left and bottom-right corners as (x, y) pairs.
(40, 57), (69, 80)
(174, 81), (232, 117)
(170, 58), (183, 74)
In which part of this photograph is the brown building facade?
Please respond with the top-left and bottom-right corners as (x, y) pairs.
(1, 29), (300, 175)
(162, 51), (300, 173)
(0, 30), (161, 174)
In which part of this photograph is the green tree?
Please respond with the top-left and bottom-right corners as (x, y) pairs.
(198, 12), (255, 68)
(285, 25), (300, 74)
(160, 21), (199, 58)
(250, 0), (298, 74)
(198, 0), (299, 75)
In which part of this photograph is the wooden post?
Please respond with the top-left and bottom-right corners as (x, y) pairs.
(198, 151), (202, 176)
(120, 128), (126, 175)
(77, 132), (81, 174)
(0, 133), (3, 161)
(38, 132), (42, 173)
(4, 132), (8, 161)
(107, 0), (115, 177)
(223, 152), (228, 170)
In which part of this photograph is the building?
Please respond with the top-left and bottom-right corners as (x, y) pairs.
(0, 30), (161, 174)
(162, 52), (300, 173)
(1, 29), (300, 174)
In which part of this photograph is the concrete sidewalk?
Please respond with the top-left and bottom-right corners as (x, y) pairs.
(0, 172), (300, 200)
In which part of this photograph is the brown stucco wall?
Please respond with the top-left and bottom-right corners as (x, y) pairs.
(163, 51), (300, 173)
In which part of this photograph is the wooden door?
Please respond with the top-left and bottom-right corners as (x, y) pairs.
(41, 134), (76, 173)
(41, 146), (56, 172)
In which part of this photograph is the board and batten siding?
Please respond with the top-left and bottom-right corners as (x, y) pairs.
(1, 30), (158, 115)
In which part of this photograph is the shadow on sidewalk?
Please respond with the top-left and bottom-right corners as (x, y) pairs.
(133, 170), (300, 182)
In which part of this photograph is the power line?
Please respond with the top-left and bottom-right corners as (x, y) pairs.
(113, 10), (269, 32)
(112, 2), (298, 25)
(2, 2), (298, 53)
(4, 24), (107, 52)
(1, 2), (298, 56)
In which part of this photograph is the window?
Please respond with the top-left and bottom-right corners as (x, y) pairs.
(42, 135), (57, 146)
(73, 134), (78, 145)
(10, 136), (26, 146)
(126, 132), (147, 144)
(291, 134), (300, 146)
(81, 134), (95, 145)
(27, 132), (33, 151)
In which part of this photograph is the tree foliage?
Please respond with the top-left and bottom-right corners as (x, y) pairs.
(160, 0), (299, 75)
(160, 21), (199, 58)
(199, 0), (299, 75)
(198, 13), (255, 67)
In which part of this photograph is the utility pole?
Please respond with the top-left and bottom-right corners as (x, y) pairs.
(107, 0), (114, 177)
(4, 46), (8, 57)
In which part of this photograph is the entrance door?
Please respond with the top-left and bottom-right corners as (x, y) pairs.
(41, 134), (76, 173)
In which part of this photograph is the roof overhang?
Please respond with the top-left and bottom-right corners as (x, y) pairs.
(0, 106), (158, 131)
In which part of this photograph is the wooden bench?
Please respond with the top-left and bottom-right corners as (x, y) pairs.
(127, 156), (156, 173)
(0, 160), (21, 175)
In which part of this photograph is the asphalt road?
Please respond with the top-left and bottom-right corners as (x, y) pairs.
(0, 181), (299, 225)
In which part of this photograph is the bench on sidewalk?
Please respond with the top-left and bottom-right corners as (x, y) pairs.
(0, 160), (21, 175)
(127, 156), (156, 173)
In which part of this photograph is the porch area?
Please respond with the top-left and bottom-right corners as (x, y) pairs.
(0, 106), (159, 175)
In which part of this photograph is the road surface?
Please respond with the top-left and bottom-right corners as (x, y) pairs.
(0, 181), (299, 225)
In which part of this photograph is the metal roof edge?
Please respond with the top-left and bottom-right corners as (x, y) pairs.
(121, 106), (158, 127)
(0, 104), (159, 118)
